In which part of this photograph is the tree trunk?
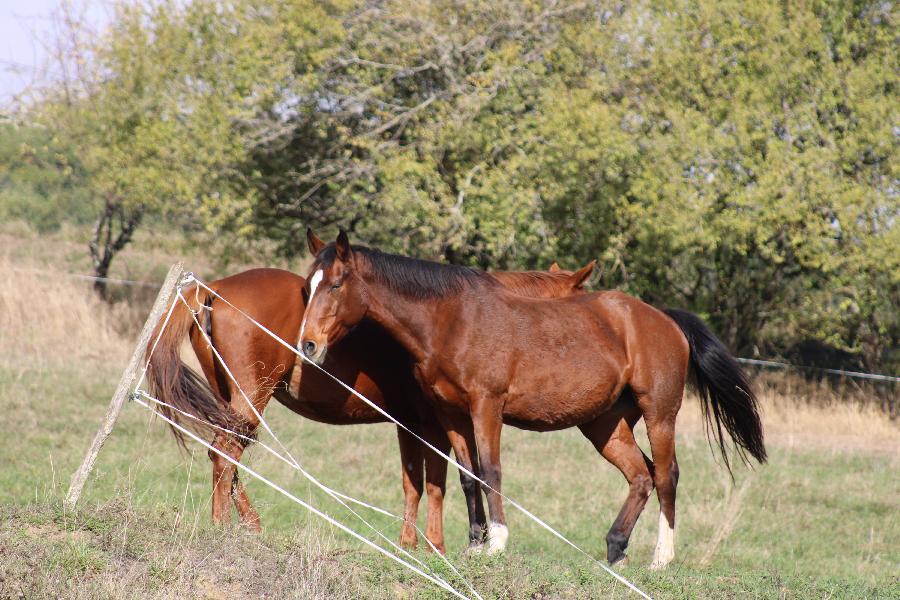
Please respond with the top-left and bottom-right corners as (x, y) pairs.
(89, 196), (143, 300)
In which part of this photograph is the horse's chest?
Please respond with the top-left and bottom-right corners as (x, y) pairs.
(282, 364), (383, 424)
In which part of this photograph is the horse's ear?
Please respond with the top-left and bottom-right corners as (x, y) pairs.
(335, 229), (353, 263)
(548, 262), (561, 273)
(307, 227), (326, 255)
(570, 260), (596, 289)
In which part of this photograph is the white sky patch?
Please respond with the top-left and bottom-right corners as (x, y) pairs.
(299, 269), (324, 341)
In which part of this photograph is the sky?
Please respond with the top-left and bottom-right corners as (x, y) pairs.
(0, 0), (108, 107)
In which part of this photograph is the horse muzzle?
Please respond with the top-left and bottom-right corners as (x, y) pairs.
(301, 339), (327, 365)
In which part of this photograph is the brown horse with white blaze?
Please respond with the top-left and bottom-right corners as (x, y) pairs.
(299, 231), (767, 568)
(144, 245), (593, 552)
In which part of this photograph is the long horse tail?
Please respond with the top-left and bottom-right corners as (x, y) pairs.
(144, 286), (238, 448)
(663, 308), (767, 475)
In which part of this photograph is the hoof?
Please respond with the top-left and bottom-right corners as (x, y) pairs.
(649, 559), (670, 571)
(398, 530), (418, 550)
(610, 554), (629, 568)
(486, 523), (509, 555)
(465, 542), (485, 556)
(243, 519), (262, 534)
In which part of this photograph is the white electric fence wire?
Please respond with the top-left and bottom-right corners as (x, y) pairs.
(136, 389), (481, 600)
(735, 357), (900, 383)
(133, 292), (181, 393)
(130, 281), (473, 596)
(175, 289), (289, 458)
(130, 394), (472, 600)
(9, 266), (160, 288)
(184, 274), (653, 600)
(170, 289), (482, 600)
(136, 391), (387, 515)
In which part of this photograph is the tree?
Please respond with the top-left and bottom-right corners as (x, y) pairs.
(258, 0), (896, 369)
(33, 0), (344, 296)
(23, 0), (897, 371)
(0, 123), (94, 231)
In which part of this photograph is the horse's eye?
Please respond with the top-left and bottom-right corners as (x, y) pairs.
(331, 282), (341, 290)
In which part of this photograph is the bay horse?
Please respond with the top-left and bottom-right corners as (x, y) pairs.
(144, 241), (593, 553)
(299, 231), (766, 568)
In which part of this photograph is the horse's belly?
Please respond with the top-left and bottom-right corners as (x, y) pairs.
(278, 364), (386, 425)
(502, 372), (623, 431)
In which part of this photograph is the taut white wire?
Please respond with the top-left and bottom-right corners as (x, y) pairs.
(131, 394), (471, 600)
(136, 389), (480, 600)
(171, 289), (482, 599)
(183, 274), (653, 600)
(134, 293), (181, 392)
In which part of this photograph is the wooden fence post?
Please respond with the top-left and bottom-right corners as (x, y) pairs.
(64, 262), (184, 510)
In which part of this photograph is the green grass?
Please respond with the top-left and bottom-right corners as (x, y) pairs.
(1, 358), (897, 599)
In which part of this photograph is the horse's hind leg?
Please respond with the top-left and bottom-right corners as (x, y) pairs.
(228, 441), (261, 532)
(209, 431), (261, 532)
(421, 420), (450, 554)
(638, 396), (681, 570)
(396, 421), (450, 553)
(218, 379), (275, 533)
(579, 406), (654, 565)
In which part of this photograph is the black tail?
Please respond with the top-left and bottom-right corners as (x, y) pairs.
(664, 309), (767, 475)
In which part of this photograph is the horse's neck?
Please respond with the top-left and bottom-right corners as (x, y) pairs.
(363, 281), (460, 363)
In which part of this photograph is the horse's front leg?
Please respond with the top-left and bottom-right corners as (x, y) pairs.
(470, 401), (507, 554)
(396, 426), (424, 550)
(434, 412), (488, 552)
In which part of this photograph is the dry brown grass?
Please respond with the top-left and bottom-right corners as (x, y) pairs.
(0, 251), (134, 369)
(0, 502), (360, 600)
(673, 379), (899, 456)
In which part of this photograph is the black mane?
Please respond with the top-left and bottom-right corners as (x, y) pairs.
(314, 244), (493, 299)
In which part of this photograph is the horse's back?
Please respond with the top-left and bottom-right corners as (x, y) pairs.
(207, 267), (306, 361)
(492, 290), (689, 429)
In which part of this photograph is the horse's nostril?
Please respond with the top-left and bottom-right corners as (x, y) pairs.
(302, 340), (317, 357)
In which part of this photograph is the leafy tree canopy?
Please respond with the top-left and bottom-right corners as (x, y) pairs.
(13, 0), (899, 370)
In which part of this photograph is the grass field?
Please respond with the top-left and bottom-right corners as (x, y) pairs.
(1, 234), (898, 599)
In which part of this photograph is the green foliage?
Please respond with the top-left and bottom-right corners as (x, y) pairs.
(23, 0), (346, 281)
(253, 0), (897, 369)
(11, 0), (898, 370)
(0, 124), (94, 230)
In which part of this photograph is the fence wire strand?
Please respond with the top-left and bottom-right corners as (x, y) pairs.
(181, 273), (654, 600)
(130, 393), (473, 600)
(135, 284), (481, 599)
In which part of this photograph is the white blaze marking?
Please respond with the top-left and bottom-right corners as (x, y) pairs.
(486, 522), (509, 554)
(309, 269), (324, 301)
(650, 511), (675, 570)
(299, 269), (324, 342)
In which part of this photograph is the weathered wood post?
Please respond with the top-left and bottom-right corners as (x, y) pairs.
(64, 262), (184, 510)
